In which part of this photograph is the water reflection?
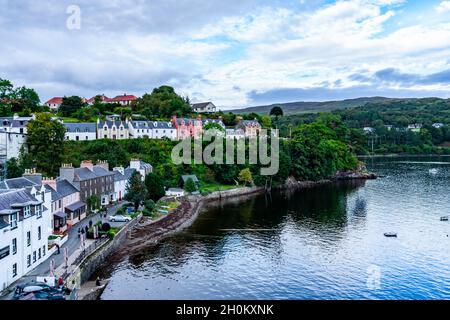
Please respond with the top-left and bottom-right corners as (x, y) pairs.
(101, 157), (450, 300)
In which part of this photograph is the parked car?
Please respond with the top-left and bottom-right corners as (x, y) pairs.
(13, 283), (65, 300)
(109, 215), (132, 222)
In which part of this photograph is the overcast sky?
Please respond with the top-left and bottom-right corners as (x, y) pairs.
(1, 0), (450, 109)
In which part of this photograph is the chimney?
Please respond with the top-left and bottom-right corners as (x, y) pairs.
(42, 177), (57, 191)
(96, 160), (109, 171)
(23, 168), (42, 185)
(80, 160), (94, 171)
(60, 163), (75, 183)
(113, 167), (124, 175)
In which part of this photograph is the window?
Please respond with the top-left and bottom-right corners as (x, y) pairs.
(10, 213), (17, 229)
(59, 200), (62, 208)
(27, 231), (31, 246)
(35, 205), (42, 218)
(27, 255), (31, 267)
(12, 239), (17, 255)
(12, 264), (17, 277)
(38, 248), (41, 259)
(24, 206), (31, 218)
(33, 251), (36, 263)
(38, 226), (41, 240)
(43, 246), (46, 257)
(76, 136), (80, 141)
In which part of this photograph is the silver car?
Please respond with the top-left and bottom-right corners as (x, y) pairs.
(109, 215), (132, 222)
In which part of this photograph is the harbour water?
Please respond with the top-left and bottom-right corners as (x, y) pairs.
(101, 157), (450, 300)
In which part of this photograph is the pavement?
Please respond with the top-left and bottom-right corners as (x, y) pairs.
(0, 202), (129, 300)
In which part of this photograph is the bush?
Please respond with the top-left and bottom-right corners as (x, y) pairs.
(142, 209), (152, 217)
(101, 223), (111, 232)
(144, 199), (155, 211)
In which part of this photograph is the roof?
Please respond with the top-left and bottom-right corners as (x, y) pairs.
(74, 166), (114, 181)
(45, 97), (63, 105)
(65, 201), (86, 212)
(56, 179), (79, 196)
(64, 123), (97, 133)
(239, 120), (261, 127)
(192, 102), (215, 109)
(53, 211), (66, 218)
(44, 185), (63, 202)
(99, 120), (129, 129)
(0, 189), (42, 211)
(131, 121), (175, 129)
(87, 95), (113, 104)
(0, 177), (37, 190)
(112, 94), (137, 102)
(181, 175), (199, 183)
(113, 168), (135, 181)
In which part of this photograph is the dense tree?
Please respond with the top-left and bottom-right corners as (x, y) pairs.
(270, 106), (284, 120)
(26, 113), (66, 176)
(238, 168), (253, 186)
(133, 86), (192, 118)
(5, 158), (24, 179)
(125, 171), (147, 212)
(144, 172), (166, 202)
(184, 177), (197, 193)
(59, 96), (86, 117)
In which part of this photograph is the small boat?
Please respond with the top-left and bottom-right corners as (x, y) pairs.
(441, 216), (449, 221)
(384, 232), (398, 238)
(429, 169), (438, 174)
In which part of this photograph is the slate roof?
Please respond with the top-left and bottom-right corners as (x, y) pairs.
(131, 121), (175, 129)
(0, 177), (37, 190)
(44, 185), (63, 202)
(0, 189), (42, 211)
(192, 102), (215, 109)
(56, 179), (79, 196)
(64, 123), (97, 133)
(114, 168), (135, 182)
(240, 120), (261, 126)
(181, 175), (199, 183)
(74, 166), (114, 181)
(98, 120), (129, 129)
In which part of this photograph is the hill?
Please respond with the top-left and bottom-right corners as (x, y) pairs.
(230, 97), (394, 115)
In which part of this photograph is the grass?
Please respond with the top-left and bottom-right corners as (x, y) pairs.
(200, 182), (241, 194)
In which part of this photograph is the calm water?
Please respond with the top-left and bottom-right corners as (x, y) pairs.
(101, 157), (450, 300)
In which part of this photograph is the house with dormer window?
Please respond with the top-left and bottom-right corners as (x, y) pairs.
(97, 119), (130, 140)
(0, 186), (52, 292)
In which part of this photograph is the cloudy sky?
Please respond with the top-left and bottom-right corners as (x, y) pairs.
(1, 0), (450, 109)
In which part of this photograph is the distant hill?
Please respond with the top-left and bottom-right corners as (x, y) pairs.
(230, 97), (394, 115)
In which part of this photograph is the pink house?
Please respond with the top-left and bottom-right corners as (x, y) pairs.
(172, 116), (203, 140)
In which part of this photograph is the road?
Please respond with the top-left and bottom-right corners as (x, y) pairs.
(0, 202), (128, 300)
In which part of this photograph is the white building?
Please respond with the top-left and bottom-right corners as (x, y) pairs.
(165, 188), (185, 197)
(128, 159), (152, 181)
(0, 115), (34, 160)
(97, 119), (130, 140)
(0, 186), (53, 292)
(226, 128), (245, 140)
(129, 121), (177, 140)
(64, 123), (97, 141)
(191, 102), (217, 114)
(112, 167), (133, 202)
(44, 97), (63, 112)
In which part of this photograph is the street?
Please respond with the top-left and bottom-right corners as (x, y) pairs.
(0, 202), (128, 300)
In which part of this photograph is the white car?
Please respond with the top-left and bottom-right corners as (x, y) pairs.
(109, 215), (132, 222)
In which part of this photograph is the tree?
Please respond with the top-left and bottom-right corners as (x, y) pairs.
(125, 171), (147, 212)
(184, 178), (197, 193)
(145, 172), (166, 202)
(26, 113), (66, 176)
(134, 86), (191, 118)
(238, 168), (253, 186)
(59, 96), (86, 117)
(5, 158), (23, 179)
(87, 195), (100, 212)
(270, 106), (284, 120)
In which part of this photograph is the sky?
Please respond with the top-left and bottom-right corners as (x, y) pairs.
(1, 0), (450, 109)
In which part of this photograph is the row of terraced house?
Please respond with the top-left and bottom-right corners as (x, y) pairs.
(0, 158), (152, 292)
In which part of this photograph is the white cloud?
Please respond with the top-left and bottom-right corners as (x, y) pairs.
(436, 1), (450, 13)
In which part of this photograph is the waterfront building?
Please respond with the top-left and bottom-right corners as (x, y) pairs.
(128, 121), (177, 140)
(0, 187), (53, 292)
(59, 161), (115, 206)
